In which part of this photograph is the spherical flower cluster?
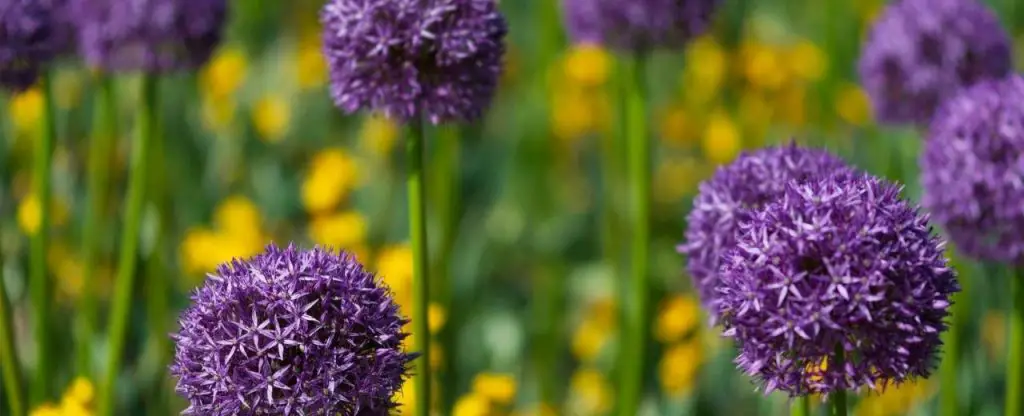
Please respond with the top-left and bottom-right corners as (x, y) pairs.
(715, 174), (959, 396)
(561, 0), (719, 52)
(921, 75), (1024, 263)
(321, 0), (507, 124)
(858, 0), (1011, 126)
(72, 0), (227, 72)
(171, 244), (413, 415)
(0, 0), (72, 91)
(680, 144), (853, 321)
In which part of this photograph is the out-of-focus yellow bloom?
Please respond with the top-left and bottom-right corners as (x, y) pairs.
(429, 303), (448, 334)
(786, 40), (827, 83)
(568, 368), (612, 415)
(854, 379), (935, 416)
(214, 195), (264, 239)
(454, 392), (493, 416)
(308, 210), (367, 251)
(301, 148), (359, 214)
(17, 192), (69, 235)
(376, 244), (413, 297)
(654, 157), (707, 205)
(655, 293), (700, 343)
(572, 298), (617, 362)
(702, 111), (741, 164)
(551, 84), (609, 142)
(31, 377), (95, 416)
(48, 243), (85, 302)
(201, 47), (248, 99)
(982, 311), (1006, 361)
(659, 105), (697, 147)
(360, 115), (400, 157)
(659, 340), (703, 396)
(398, 378), (417, 415)
(202, 95), (237, 133)
(836, 84), (872, 126)
(510, 403), (558, 416)
(10, 87), (43, 135)
(777, 85), (807, 127)
(741, 41), (786, 91)
(563, 43), (611, 87)
(252, 94), (291, 142)
(805, 357), (828, 384)
(683, 36), (726, 104)
(296, 35), (328, 90)
(181, 228), (221, 275)
(472, 373), (517, 405)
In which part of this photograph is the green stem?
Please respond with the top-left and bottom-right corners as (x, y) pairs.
(98, 74), (158, 416)
(534, 262), (566, 407)
(433, 125), (459, 412)
(791, 396), (810, 416)
(1007, 270), (1023, 416)
(29, 70), (57, 405)
(78, 73), (118, 376)
(617, 51), (650, 416)
(832, 345), (848, 416)
(145, 105), (170, 410)
(0, 254), (25, 416)
(939, 270), (965, 416)
(407, 118), (431, 416)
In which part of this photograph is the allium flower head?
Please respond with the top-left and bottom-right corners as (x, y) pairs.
(321, 0), (507, 124)
(680, 143), (853, 321)
(857, 0), (1011, 126)
(0, 0), (72, 91)
(716, 174), (959, 396)
(171, 244), (413, 415)
(72, 0), (227, 72)
(561, 0), (719, 51)
(921, 75), (1024, 263)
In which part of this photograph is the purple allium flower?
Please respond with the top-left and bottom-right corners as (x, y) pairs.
(0, 0), (71, 91)
(71, 0), (227, 72)
(716, 174), (959, 396)
(321, 0), (507, 124)
(561, 0), (719, 51)
(921, 75), (1024, 263)
(857, 0), (1011, 126)
(680, 143), (853, 322)
(170, 244), (413, 415)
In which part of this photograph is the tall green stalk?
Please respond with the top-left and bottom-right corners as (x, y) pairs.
(617, 51), (650, 416)
(0, 253), (25, 416)
(791, 396), (810, 416)
(1007, 271), (1023, 416)
(939, 272), (965, 416)
(29, 71), (57, 404)
(407, 118), (431, 416)
(98, 74), (158, 416)
(832, 345), (848, 416)
(78, 73), (118, 375)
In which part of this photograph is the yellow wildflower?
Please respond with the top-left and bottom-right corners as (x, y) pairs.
(31, 377), (95, 416)
(360, 115), (400, 157)
(30, 405), (62, 416)
(683, 36), (726, 104)
(836, 83), (872, 126)
(180, 228), (221, 275)
(10, 87), (43, 135)
(472, 373), (517, 405)
(308, 211), (368, 256)
(854, 379), (935, 416)
(568, 369), (613, 415)
(429, 303), (448, 334)
(786, 40), (827, 83)
(741, 41), (786, 91)
(563, 43), (611, 87)
(572, 319), (611, 362)
(702, 111), (741, 164)
(659, 105), (696, 147)
(201, 47), (248, 99)
(301, 148), (359, 214)
(981, 311), (1006, 361)
(659, 340), (703, 397)
(398, 378), (417, 415)
(296, 36), (328, 90)
(454, 392), (493, 416)
(17, 192), (68, 235)
(550, 84), (602, 142)
(213, 195), (264, 239)
(252, 94), (291, 142)
(201, 95), (237, 133)
(376, 244), (413, 298)
(654, 293), (700, 343)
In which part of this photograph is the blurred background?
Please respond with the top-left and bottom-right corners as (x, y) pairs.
(3, 0), (1024, 415)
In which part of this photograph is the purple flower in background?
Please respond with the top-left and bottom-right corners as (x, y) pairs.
(858, 0), (1011, 126)
(921, 75), (1024, 263)
(716, 174), (958, 396)
(680, 143), (853, 322)
(171, 244), (413, 415)
(0, 0), (72, 91)
(561, 0), (719, 51)
(71, 0), (227, 72)
(321, 0), (507, 124)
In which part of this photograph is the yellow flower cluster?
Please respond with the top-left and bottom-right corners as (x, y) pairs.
(854, 380), (935, 416)
(567, 368), (614, 415)
(295, 31), (328, 90)
(654, 293), (704, 397)
(549, 43), (612, 144)
(180, 196), (268, 278)
(252, 94), (292, 143)
(359, 115), (401, 159)
(30, 377), (94, 416)
(571, 297), (616, 363)
(9, 87), (43, 136)
(302, 148), (360, 215)
(199, 47), (248, 134)
(452, 373), (518, 416)
(17, 192), (69, 236)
